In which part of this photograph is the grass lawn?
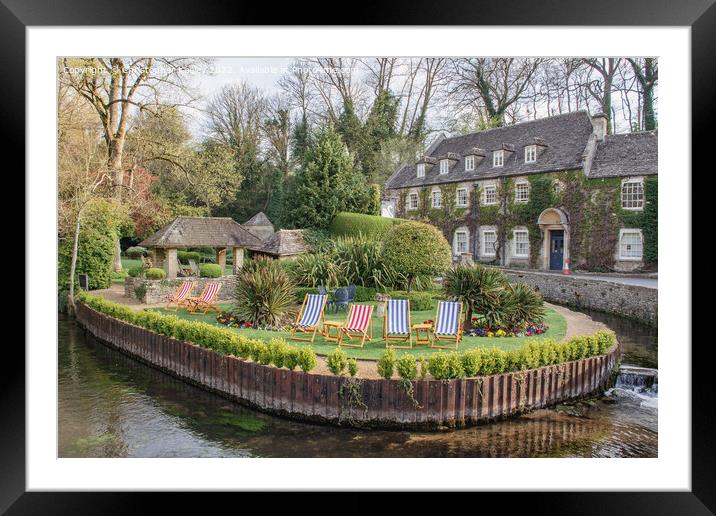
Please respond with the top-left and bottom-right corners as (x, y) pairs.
(150, 302), (566, 360)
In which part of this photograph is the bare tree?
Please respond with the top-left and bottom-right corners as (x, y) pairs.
(447, 58), (543, 126)
(60, 57), (207, 270)
(627, 58), (658, 130)
(581, 58), (622, 134)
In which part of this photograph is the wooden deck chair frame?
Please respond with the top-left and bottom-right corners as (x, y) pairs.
(338, 303), (374, 348)
(165, 280), (196, 311)
(187, 283), (222, 315)
(289, 294), (327, 342)
(177, 257), (193, 277)
(431, 301), (464, 350)
(383, 299), (412, 349)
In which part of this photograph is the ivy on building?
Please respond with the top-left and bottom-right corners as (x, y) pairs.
(396, 172), (656, 271)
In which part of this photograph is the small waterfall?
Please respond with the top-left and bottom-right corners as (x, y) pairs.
(606, 365), (658, 410)
(615, 365), (658, 395)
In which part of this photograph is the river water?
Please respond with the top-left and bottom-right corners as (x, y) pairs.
(58, 310), (657, 458)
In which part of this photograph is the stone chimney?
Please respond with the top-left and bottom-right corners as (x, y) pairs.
(591, 112), (608, 141)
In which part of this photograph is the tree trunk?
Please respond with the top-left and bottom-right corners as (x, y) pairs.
(67, 214), (82, 315)
(643, 58), (657, 130)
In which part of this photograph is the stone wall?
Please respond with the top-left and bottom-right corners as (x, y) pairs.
(124, 275), (235, 304)
(503, 269), (657, 326)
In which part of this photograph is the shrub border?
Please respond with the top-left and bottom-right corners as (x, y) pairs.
(75, 294), (620, 430)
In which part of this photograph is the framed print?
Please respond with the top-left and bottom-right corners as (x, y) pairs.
(9, 0), (710, 510)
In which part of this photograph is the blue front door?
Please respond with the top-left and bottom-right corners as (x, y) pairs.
(549, 230), (564, 270)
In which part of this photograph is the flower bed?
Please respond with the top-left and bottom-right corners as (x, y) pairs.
(465, 319), (549, 338)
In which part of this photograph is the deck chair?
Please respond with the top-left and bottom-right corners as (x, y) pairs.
(338, 303), (374, 348)
(177, 257), (193, 277)
(188, 259), (201, 276)
(383, 299), (412, 348)
(187, 282), (222, 315)
(165, 280), (196, 311)
(289, 294), (328, 342)
(141, 256), (154, 269)
(431, 300), (464, 349)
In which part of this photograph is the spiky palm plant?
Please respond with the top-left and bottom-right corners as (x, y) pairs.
(233, 257), (296, 327)
(443, 264), (507, 329)
(504, 282), (546, 327)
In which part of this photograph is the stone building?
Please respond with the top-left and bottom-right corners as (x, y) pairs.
(382, 111), (657, 272)
(243, 211), (275, 241)
(249, 229), (309, 260)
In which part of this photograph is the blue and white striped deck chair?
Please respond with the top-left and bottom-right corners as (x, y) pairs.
(290, 293), (328, 342)
(431, 300), (463, 349)
(383, 299), (412, 348)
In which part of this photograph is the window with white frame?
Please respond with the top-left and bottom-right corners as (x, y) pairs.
(621, 180), (644, 210)
(465, 155), (475, 171)
(432, 189), (442, 208)
(456, 188), (468, 207)
(619, 230), (643, 260)
(493, 150), (504, 167)
(513, 229), (529, 257)
(408, 192), (419, 210)
(482, 230), (497, 256)
(455, 230), (469, 254)
(416, 163), (425, 177)
(439, 159), (449, 174)
(515, 181), (530, 203)
(483, 184), (497, 205)
(525, 145), (537, 163)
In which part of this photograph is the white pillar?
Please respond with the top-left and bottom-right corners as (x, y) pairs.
(165, 248), (178, 279)
(233, 247), (244, 274)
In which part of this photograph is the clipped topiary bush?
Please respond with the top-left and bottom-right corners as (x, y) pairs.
(376, 349), (396, 379)
(177, 250), (202, 264)
(145, 268), (166, 280)
(326, 348), (349, 376)
(329, 212), (406, 240)
(200, 263), (223, 278)
(125, 246), (148, 259)
(381, 221), (452, 291)
(127, 266), (144, 278)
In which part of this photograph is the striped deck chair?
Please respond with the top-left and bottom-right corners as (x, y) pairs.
(431, 301), (464, 349)
(338, 303), (374, 348)
(165, 280), (196, 311)
(383, 299), (412, 348)
(289, 294), (328, 342)
(187, 282), (222, 315)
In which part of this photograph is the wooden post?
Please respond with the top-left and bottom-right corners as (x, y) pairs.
(233, 247), (244, 274)
(216, 247), (227, 272)
(165, 248), (178, 279)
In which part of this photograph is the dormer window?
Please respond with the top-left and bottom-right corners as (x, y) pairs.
(525, 145), (537, 163)
(416, 163), (425, 177)
(493, 150), (504, 167)
(439, 159), (449, 174)
(465, 155), (475, 171)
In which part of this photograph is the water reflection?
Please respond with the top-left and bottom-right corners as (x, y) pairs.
(59, 313), (657, 458)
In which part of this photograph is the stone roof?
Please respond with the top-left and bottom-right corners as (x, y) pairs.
(244, 211), (273, 227)
(589, 131), (658, 178)
(385, 110), (595, 189)
(250, 229), (308, 256)
(139, 216), (262, 249)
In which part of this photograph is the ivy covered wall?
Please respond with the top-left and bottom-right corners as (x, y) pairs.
(392, 171), (657, 272)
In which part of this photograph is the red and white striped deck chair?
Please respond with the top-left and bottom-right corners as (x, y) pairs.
(165, 280), (196, 311)
(187, 282), (222, 315)
(338, 303), (374, 348)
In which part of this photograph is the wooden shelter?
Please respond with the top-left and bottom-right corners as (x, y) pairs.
(249, 229), (308, 260)
(139, 216), (262, 278)
(243, 211), (275, 241)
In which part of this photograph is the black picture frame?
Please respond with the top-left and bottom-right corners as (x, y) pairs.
(8, 0), (707, 511)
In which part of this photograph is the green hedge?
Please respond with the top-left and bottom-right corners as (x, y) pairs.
(200, 263), (223, 278)
(387, 291), (435, 311)
(145, 268), (166, 280)
(373, 331), (616, 380)
(177, 250), (202, 264)
(77, 292), (318, 372)
(329, 212), (406, 240)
